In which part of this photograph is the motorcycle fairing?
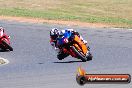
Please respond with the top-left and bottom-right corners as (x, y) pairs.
(73, 35), (88, 55)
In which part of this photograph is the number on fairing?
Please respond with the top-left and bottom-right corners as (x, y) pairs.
(64, 38), (69, 43)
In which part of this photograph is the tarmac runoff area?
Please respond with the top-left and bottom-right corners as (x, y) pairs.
(0, 20), (131, 88)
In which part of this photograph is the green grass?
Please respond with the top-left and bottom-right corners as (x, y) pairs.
(0, 0), (132, 28)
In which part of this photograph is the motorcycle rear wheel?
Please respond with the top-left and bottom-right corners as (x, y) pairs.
(57, 52), (69, 60)
(2, 40), (13, 51)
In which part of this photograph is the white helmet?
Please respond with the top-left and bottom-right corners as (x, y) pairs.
(58, 30), (64, 38)
(50, 28), (59, 40)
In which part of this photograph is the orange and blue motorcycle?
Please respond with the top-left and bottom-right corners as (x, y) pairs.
(57, 31), (92, 62)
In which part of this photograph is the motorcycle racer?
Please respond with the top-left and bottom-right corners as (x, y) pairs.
(0, 27), (10, 40)
(50, 28), (88, 60)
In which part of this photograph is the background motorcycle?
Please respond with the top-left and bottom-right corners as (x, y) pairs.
(0, 30), (13, 51)
(57, 31), (92, 62)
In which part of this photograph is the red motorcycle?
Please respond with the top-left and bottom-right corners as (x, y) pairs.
(0, 29), (13, 51)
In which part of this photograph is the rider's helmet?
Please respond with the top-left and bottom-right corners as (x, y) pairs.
(50, 28), (59, 40)
(58, 30), (65, 38)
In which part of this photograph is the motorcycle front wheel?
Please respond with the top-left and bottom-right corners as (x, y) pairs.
(71, 46), (87, 62)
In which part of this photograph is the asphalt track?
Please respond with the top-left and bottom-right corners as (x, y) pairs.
(0, 20), (132, 88)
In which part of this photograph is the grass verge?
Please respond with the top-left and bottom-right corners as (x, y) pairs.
(0, 0), (132, 28)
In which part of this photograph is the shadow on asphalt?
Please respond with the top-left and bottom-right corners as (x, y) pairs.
(0, 49), (10, 52)
(53, 60), (84, 63)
